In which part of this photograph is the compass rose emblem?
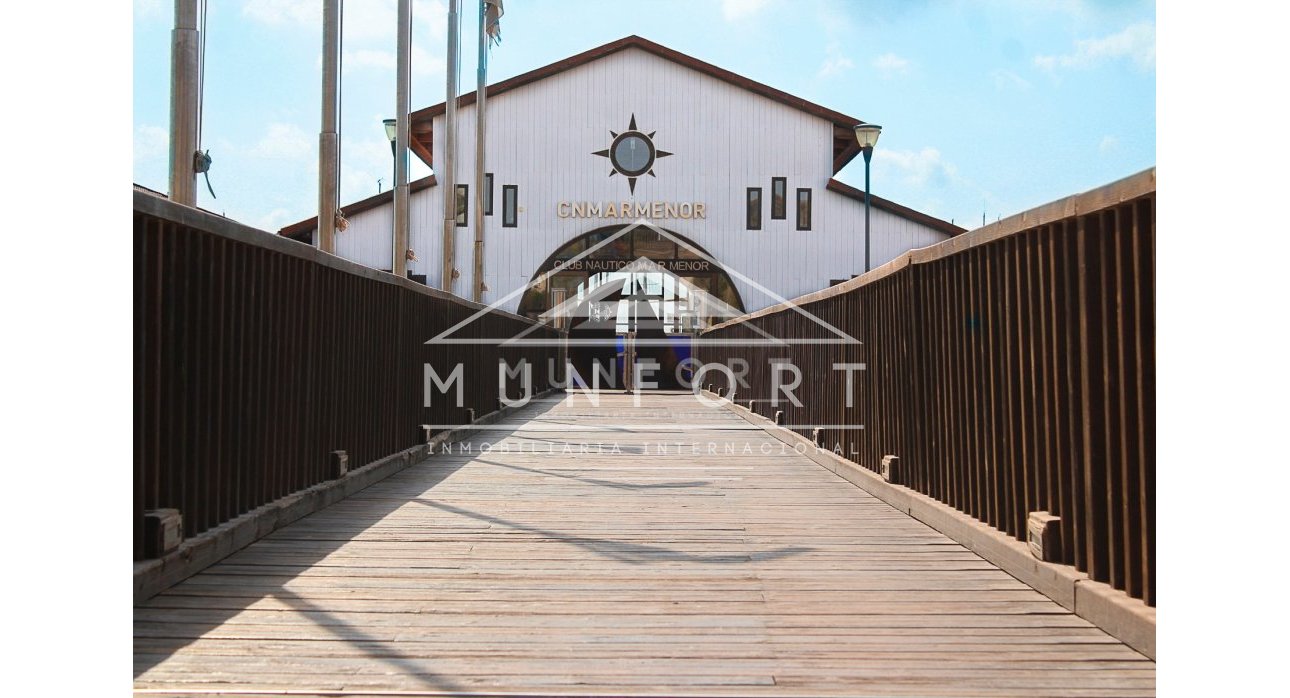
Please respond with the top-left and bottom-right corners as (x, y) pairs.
(592, 114), (672, 194)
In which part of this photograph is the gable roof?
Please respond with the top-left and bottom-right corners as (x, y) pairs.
(407, 35), (869, 175)
(279, 36), (963, 240)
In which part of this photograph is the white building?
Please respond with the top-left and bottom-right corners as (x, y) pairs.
(281, 35), (962, 322)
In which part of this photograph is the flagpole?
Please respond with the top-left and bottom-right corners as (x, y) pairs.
(393, 0), (411, 277)
(318, 0), (339, 254)
(472, 0), (487, 303)
(442, 0), (460, 293)
(168, 0), (200, 207)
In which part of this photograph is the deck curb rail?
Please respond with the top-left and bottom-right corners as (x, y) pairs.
(708, 390), (1155, 659)
(700, 169), (1156, 614)
(134, 389), (562, 602)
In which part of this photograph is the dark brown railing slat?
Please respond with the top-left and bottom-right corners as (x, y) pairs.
(134, 196), (562, 557)
(701, 172), (1155, 605)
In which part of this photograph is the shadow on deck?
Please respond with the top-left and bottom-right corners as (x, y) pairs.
(134, 392), (1154, 696)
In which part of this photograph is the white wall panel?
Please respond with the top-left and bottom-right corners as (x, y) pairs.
(331, 47), (954, 314)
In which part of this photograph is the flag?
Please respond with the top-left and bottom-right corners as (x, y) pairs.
(485, 0), (503, 45)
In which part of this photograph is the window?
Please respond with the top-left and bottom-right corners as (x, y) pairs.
(550, 287), (568, 330)
(746, 187), (762, 230)
(771, 177), (786, 219)
(484, 173), (494, 215)
(502, 185), (518, 227)
(455, 184), (468, 227)
(796, 188), (812, 231)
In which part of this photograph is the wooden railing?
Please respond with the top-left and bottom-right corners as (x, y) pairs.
(700, 169), (1155, 605)
(134, 191), (563, 560)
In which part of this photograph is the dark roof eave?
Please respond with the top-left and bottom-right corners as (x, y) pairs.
(279, 174), (438, 240)
(408, 35), (869, 174)
(825, 178), (967, 237)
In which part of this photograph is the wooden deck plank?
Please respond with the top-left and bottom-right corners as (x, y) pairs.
(135, 392), (1153, 696)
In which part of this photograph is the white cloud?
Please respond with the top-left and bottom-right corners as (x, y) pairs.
(337, 142), (434, 201)
(350, 133), (401, 171)
(348, 49), (397, 71)
(412, 45), (446, 76)
(414, 0), (448, 40)
(134, 124), (169, 164)
(247, 123), (313, 160)
(872, 53), (911, 78)
(337, 0), (396, 39)
(1034, 21), (1155, 72)
(340, 0), (447, 42)
(254, 208), (295, 232)
(244, 0), (445, 41)
(721, 0), (770, 22)
(841, 144), (995, 226)
(241, 0), (316, 26)
(874, 147), (959, 189)
(817, 43), (854, 79)
(342, 165), (384, 198)
(1099, 135), (1118, 154)
(349, 45), (445, 75)
(134, 0), (164, 19)
(991, 69), (1031, 90)
(337, 127), (407, 202)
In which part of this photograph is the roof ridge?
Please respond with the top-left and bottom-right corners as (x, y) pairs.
(406, 35), (867, 172)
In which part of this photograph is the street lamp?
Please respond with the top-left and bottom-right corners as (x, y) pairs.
(383, 118), (399, 198)
(854, 123), (882, 272)
(383, 118), (400, 272)
(383, 118), (398, 155)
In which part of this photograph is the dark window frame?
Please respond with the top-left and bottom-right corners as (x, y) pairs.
(771, 177), (787, 219)
(502, 184), (518, 228)
(484, 173), (494, 215)
(455, 184), (469, 227)
(746, 187), (762, 231)
(796, 188), (812, 231)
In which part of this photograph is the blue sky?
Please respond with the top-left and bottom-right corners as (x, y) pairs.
(133, 0), (1155, 232)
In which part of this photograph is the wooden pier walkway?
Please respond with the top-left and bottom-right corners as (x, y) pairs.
(134, 392), (1154, 696)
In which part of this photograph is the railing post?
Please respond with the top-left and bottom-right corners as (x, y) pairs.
(695, 171), (1155, 605)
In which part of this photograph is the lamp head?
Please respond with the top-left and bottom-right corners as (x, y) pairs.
(854, 123), (882, 150)
(383, 118), (398, 143)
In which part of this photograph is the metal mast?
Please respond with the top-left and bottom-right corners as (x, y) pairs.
(442, 0), (461, 292)
(318, 0), (340, 253)
(393, 0), (412, 277)
(168, 0), (200, 207)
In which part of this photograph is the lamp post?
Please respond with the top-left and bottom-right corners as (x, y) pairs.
(383, 118), (399, 272)
(383, 117), (398, 176)
(854, 123), (882, 272)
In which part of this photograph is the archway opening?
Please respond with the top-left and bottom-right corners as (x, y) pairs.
(518, 226), (746, 389)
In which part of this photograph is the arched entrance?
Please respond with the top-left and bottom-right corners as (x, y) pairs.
(518, 226), (746, 389)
